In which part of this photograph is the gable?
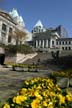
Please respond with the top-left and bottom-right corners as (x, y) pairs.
(0, 10), (17, 25)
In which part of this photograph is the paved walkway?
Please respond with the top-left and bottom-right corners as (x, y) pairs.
(0, 66), (52, 104)
(0, 66), (72, 105)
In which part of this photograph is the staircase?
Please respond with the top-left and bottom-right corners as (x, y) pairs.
(23, 52), (52, 64)
(16, 53), (38, 63)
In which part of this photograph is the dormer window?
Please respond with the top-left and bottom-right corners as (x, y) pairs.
(38, 26), (41, 28)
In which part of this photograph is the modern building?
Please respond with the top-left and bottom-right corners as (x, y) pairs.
(31, 20), (72, 52)
(46, 25), (68, 38)
(0, 8), (32, 45)
(56, 25), (68, 38)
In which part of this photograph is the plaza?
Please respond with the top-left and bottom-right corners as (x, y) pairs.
(0, 8), (72, 107)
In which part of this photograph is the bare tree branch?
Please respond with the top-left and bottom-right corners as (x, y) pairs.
(11, 28), (27, 45)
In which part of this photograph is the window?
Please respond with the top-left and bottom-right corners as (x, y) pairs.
(62, 41), (64, 45)
(69, 41), (71, 44)
(41, 29), (43, 32)
(33, 28), (37, 32)
(62, 47), (64, 50)
(2, 23), (7, 32)
(65, 47), (67, 50)
(8, 28), (12, 43)
(39, 29), (41, 33)
(69, 47), (71, 50)
(52, 41), (54, 45)
(31, 30), (33, 33)
(8, 35), (11, 43)
(38, 26), (41, 28)
(59, 41), (61, 45)
(9, 27), (12, 33)
(1, 32), (6, 37)
(1, 32), (6, 43)
(56, 41), (58, 45)
(65, 41), (67, 45)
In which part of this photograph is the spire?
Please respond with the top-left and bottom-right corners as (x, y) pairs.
(9, 8), (19, 17)
(19, 16), (23, 22)
(34, 20), (44, 28)
(9, 8), (25, 27)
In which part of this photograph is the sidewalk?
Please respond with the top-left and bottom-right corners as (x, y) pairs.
(0, 66), (50, 104)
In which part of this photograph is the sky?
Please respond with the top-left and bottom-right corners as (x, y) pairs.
(0, 0), (72, 37)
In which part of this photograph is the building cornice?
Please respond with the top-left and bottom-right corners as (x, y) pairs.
(0, 9), (17, 25)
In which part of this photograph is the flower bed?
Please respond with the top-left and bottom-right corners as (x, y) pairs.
(3, 77), (72, 108)
(53, 69), (72, 77)
(12, 64), (38, 72)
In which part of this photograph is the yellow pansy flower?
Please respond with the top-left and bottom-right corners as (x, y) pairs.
(34, 91), (42, 99)
(42, 101), (48, 107)
(58, 94), (65, 105)
(3, 103), (10, 108)
(47, 102), (53, 108)
(13, 95), (27, 104)
(31, 98), (39, 108)
(19, 88), (27, 95)
(66, 94), (72, 101)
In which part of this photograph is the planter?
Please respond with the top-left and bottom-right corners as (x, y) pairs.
(56, 77), (69, 88)
(14, 67), (23, 72)
(69, 78), (72, 87)
(23, 68), (28, 72)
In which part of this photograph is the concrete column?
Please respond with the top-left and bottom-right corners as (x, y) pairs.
(39, 40), (41, 47)
(5, 26), (9, 44)
(36, 40), (38, 48)
(50, 39), (52, 48)
(0, 21), (2, 42)
(0, 21), (7, 44)
(42, 40), (44, 48)
(46, 39), (48, 48)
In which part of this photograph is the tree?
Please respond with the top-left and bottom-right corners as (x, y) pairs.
(51, 50), (59, 60)
(12, 28), (27, 45)
(6, 28), (28, 54)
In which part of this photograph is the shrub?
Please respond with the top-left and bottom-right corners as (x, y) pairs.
(5, 45), (17, 56)
(5, 44), (33, 56)
(17, 44), (33, 54)
(51, 51), (59, 60)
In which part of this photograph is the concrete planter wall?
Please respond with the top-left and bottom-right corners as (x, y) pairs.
(5, 53), (37, 64)
(69, 78), (72, 87)
(12, 66), (38, 72)
(56, 77), (72, 88)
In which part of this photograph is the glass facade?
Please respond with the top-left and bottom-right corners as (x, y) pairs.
(56, 25), (68, 38)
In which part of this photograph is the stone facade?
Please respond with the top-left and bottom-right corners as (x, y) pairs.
(56, 38), (72, 50)
(0, 9), (32, 45)
(0, 10), (16, 45)
(31, 20), (72, 52)
(32, 20), (46, 34)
